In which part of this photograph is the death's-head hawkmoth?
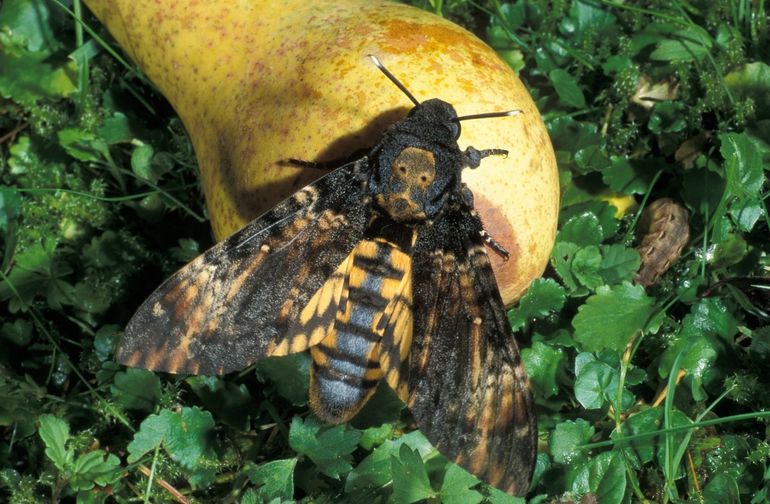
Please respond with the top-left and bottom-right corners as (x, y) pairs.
(118, 55), (537, 495)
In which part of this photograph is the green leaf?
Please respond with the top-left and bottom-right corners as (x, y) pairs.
(522, 339), (565, 399)
(602, 55), (632, 74)
(98, 112), (134, 144)
(730, 199), (764, 232)
(508, 278), (565, 330)
(244, 459), (296, 502)
(561, 201), (620, 240)
(682, 297), (737, 341)
(659, 299), (726, 399)
(0, 0), (56, 52)
(549, 68), (587, 108)
(488, 2), (526, 34)
(131, 143), (157, 182)
(346, 431), (434, 495)
(725, 62), (770, 120)
(169, 238), (202, 263)
(439, 464), (483, 504)
(559, 213), (603, 247)
(572, 245), (604, 289)
(574, 360), (614, 410)
(569, 0), (616, 37)
(256, 354), (310, 406)
(1, 319), (33, 346)
(127, 407), (216, 486)
(0, 8), (77, 103)
(574, 144), (611, 174)
(550, 419), (595, 465)
(487, 486), (526, 504)
(0, 186), (21, 242)
(551, 241), (581, 291)
(391, 444), (435, 504)
(93, 325), (121, 363)
(705, 436), (763, 496)
(681, 166), (726, 216)
(0, 239), (74, 312)
(69, 450), (122, 491)
(346, 443), (398, 494)
(720, 132), (766, 231)
(240, 489), (258, 504)
(710, 233), (748, 269)
(617, 408), (663, 465)
(598, 244), (641, 285)
(38, 414), (73, 471)
(0, 376), (44, 438)
(721, 132), (765, 195)
(572, 283), (654, 352)
(703, 473), (740, 504)
(126, 416), (166, 463)
(648, 101), (687, 134)
(58, 128), (109, 162)
(359, 424), (394, 451)
(187, 376), (253, 431)
(350, 381), (405, 429)
(549, 116), (601, 154)
(749, 326), (770, 360)
(110, 368), (161, 411)
(7, 135), (34, 176)
(603, 157), (658, 195)
(571, 450), (627, 503)
(69, 38), (99, 68)
(650, 27), (712, 61)
(288, 416), (361, 479)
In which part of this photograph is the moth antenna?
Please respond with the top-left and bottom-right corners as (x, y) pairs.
(454, 110), (522, 122)
(368, 54), (421, 107)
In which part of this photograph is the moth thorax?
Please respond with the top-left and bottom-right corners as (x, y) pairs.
(374, 146), (436, 222)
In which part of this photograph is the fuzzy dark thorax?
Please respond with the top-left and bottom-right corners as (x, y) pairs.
(369, 99), (467, 222)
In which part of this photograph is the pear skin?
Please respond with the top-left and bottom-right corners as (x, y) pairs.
(85, 0), (559, 305)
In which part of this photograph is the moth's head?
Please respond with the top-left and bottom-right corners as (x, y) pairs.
(369, 101), (459, 222)
(371, 139), (451, 222)
(366, 56), (516, 223)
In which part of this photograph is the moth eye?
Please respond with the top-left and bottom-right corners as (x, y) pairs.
(420, 175), (428, 183)
(399, 165), (408, 174)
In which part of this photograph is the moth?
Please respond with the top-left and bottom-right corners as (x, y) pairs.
(119, 56), (536, 495)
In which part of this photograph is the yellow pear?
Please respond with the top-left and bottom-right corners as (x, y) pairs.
(84, 0), (559, 305)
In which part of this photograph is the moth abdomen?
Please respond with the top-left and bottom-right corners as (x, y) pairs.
(308, 235), (414, 422)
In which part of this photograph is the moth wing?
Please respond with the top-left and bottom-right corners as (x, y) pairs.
(376, 256), (414, 402)
(407, 209), (537, 496)
(118, 159), (370, 375)
(269, 252), (353, 357)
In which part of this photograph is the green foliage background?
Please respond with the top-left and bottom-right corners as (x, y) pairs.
(1, 0), (769, 502)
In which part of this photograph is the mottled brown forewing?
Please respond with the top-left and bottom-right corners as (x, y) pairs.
(118, 161), (370, 375)
(407, 208), (536, 496)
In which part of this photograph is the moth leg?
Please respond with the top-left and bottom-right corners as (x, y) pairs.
(480, 229), (510, 261)
(462, 146), (508, 168)
(459, 184), (510, 261)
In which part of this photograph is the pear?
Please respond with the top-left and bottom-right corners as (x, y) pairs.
(85, 0), (559, 305)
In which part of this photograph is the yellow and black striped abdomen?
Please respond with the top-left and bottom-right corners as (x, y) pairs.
(309, 236), (413, 423)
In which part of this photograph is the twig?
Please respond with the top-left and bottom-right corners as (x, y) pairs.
(137, 464), (190, 504)
(652, 369), (686, 408)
